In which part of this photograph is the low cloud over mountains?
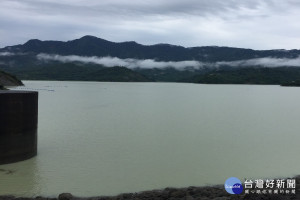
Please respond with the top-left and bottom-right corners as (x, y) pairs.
(37, 53), (204, 70)
(37, 53), (300, 69)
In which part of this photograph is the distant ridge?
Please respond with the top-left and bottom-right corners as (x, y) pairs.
(2, 35), (300, 62)
(1, 36), (300, 84)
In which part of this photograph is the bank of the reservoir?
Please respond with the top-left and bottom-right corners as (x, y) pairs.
(0, 70), (23, 88)
(0, 176), (299, 200)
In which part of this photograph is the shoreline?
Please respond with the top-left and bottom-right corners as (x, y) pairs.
(1, 176), (299, 200)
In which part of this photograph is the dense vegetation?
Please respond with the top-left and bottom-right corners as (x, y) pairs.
(0, 85), (6, 90)
(280, 80), (300, 86)
(1, 36), (300, 84)
(3, 60), (300, 85)
(2, 62), (150, 82)
(187, 67), (300, 85)
(135, 67), (206, 82)
(0, 70), (23, 87)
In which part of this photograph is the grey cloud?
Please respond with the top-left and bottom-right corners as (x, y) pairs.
(37, 54), (203, 70)
(0, 52), (15, 56)
(1, 0), (300, 49)
(37, 53), (300, 70)
(2, 0), (266, 18)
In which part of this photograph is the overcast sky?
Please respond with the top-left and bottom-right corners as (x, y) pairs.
(1, 0), (300, 50)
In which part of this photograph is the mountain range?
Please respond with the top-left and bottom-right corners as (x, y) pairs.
(1, 35), (300, 84)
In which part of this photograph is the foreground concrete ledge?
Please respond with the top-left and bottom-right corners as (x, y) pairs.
(0, 90), (38, 165)
(0, 90), (35, 94)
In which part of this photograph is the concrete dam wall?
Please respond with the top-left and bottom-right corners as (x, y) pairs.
(0, 91), (38, 165)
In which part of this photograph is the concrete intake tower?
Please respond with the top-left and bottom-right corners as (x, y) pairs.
(0, 91), (38, 165)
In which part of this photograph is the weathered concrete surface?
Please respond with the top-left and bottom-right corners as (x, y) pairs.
(0, 91), (38, 165)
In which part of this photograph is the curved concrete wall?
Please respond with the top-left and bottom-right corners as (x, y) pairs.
(0, 91), (38, 165)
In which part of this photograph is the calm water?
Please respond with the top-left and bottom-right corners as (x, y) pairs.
(1, 81), (300, 197)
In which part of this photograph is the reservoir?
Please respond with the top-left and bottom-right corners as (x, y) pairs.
(0, 81), (300, 197)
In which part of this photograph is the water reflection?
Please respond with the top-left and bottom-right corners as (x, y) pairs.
(0, 157), (41, 196)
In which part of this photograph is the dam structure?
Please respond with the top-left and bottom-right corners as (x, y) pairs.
(0, 91), (38, 165)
